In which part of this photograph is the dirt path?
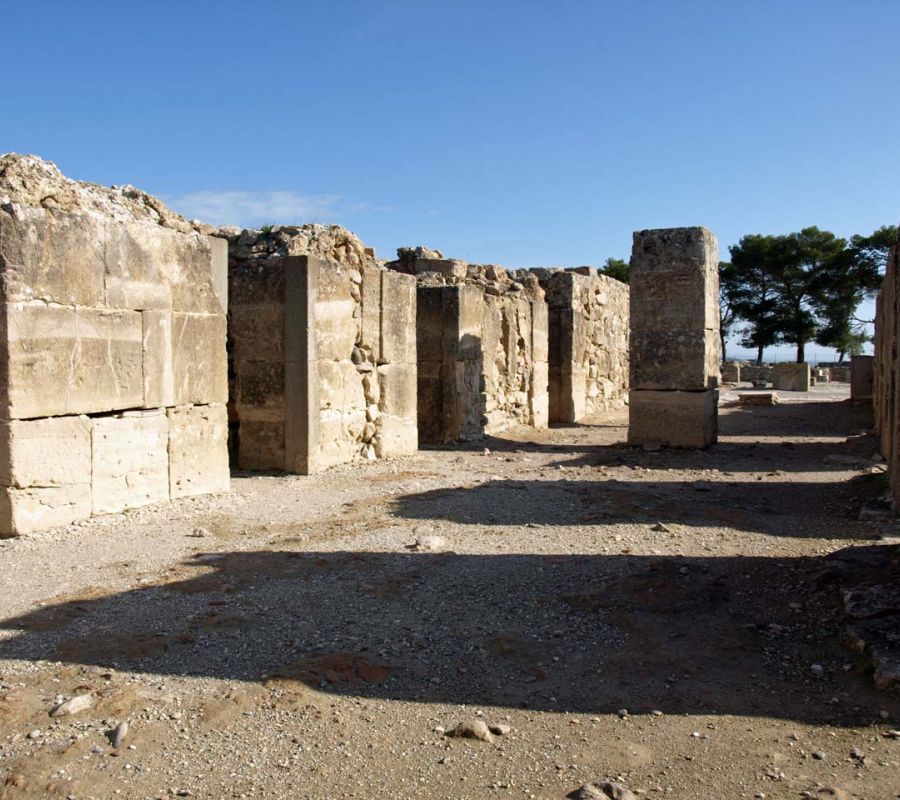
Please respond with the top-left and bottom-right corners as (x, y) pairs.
(0, 385), (898, 800)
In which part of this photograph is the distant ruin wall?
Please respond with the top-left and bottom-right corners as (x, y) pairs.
(532, 268), (629, 423)
(389, 253), (548, 443)
(0, 154), (229, 535)
(227, 227), (417, 472)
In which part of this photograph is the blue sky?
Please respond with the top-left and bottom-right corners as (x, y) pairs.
(4, 0), (898, 359)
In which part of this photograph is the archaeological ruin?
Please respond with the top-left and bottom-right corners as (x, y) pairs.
(226, 226), (417, 472)
(627, 227), (720, 449)
(0, 155), (229, 535)
(0, 155), (739, 536)
(532, 268), (629, 423)
(385, 249), (550, 443)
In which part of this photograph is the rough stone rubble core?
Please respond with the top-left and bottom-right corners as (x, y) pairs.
(0, 153), (229, 535)
(627, 226), (720, 449)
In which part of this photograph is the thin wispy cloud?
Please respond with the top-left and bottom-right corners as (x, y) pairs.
(165, 190), (342, 228)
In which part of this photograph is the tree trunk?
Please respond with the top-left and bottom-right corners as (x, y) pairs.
(838, 351), (845, 364)
(756, 345), (763, 365)
(796, 341), (805, 363)
(720, 329), (727, 363)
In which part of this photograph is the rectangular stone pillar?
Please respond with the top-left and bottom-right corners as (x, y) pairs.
(850, 355), (874, 400)
(628, 227), (720, 448)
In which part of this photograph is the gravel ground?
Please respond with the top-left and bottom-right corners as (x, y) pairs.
(0, 383), (898, 800)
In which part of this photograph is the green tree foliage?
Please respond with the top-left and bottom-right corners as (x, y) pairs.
(724, 225), (898, 363)
(600, 257), (629, 284)
(727, 235), (782, 364)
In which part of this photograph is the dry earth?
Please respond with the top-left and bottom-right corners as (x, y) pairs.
(0, 384), (898, 800)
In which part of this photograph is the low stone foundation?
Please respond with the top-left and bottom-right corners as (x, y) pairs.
(773, 363), (811, 392)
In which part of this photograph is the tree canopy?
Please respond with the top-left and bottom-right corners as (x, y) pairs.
(723, 225), (896, 363)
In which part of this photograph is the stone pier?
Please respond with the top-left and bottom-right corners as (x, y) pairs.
(532, 268), (629, 423)
(227, 227), (417, 472)
(0, 154), (229, 535)
(627, 227), (720, 449)
(387, 250), (549, 444)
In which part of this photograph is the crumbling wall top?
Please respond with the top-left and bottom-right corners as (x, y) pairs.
(0, 153), (210, 234)
(221, 225), (378, 271)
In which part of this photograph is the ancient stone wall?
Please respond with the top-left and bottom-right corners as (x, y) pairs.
(628, 227), (720, 449)
(0, 154), (229, 535)
(874, 227), (899, 504)
(388, 251), (548, 443)
(532, 268), (629, 423)
(227, 227), (417, 472)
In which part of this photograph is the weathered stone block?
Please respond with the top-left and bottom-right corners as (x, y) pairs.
(168, 404), (229, 499)
(530, 360), (549, 429)
(375, 414), (417, 457)
(172, 313), (227, 405)
(229, 305), (284, 363)
(234, 360), (285, 412)
(104, 221), (222, 314)
(238, 419), (285, 471)
(630, 329), (721, 391)
(851, 355), (874, 400)
(414, 257), (467, 278)
(721, 361), (741, 383)
(630, 227), (719, 332)
(0, 415), (92, 488)
(0, 303), (144, 419)
(0, 485), (92, 536)
(773, 362), (811, 392)
(315, 263), (357, 361)
(628, 390), (718, 449)
(92, 410), (169, 515)
(142, 310), (174, 408)
(361, 264), (382, 362)
(381, 270), (416, 364)
(378, 363), (417, 418)
(0, 206), (106, 306)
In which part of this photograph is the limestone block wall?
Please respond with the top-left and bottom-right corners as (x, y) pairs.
(532, 268), (629, 423)
(0, 154), (229, 535)
(628, 227), (720, 449)
(227, 227), (417, 472)
(388, 251), (549, 443)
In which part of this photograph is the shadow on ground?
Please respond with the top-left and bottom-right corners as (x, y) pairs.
(0, 547), (895, 725)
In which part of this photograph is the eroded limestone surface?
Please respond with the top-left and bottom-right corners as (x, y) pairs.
(227, 227), (417, 473)
(0, 154), (229, 535)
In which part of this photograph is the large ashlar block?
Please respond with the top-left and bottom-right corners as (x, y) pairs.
(630, 227), (719, 332)
(0, 415), (92, 535)
(381, 270), (416, 364)
(142, 310), (174, 407)
(168, 404), (229, 499)
(92, 410), (170, 515)
(238, 419), (285, 472)
(628, 390), (718, 449)
(234, 360), (285, 413)
(773, 362), (811, 392)
(530, 359), (550, 428)
(315, 265), (357, 361)
(229, 305), (285, 363)
(104, 221), (223, 314)
(0, 206), (106, 307)
(851, 355), (874, 400)
(171, 313), (228, 405)
(630, 329), (721, 391)
(0, 303), (144, 419)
